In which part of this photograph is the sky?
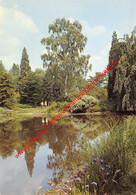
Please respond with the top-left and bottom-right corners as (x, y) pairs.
(0, 0), (136, 77)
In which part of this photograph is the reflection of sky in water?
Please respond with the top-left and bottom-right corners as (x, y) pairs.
(0, 114), (126, 195)
(0, 144), (53, 195)
(86, 131), (110, 147)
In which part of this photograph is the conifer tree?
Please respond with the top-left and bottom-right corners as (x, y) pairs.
(20, 47), (31, 78)
(0, 71), (16, 108)
(9, 63), (20, 76)
(20, 71), (41, 105)
(9, 64), (20, 93)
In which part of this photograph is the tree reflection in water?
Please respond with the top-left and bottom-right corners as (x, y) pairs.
(0, 114), (126, 184)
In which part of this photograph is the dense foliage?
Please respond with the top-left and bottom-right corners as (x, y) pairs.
(19, 71), (42, 105)
(69, 95), (98, 113)
(108, 30), (136, 111)
(88, 72), (108, 88)
(20, 47), (31, 78)
(41, 18), (91, 97)
(2, 19), (136, 112)
(0, 71), (16, 108)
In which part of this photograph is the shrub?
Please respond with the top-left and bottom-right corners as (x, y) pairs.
(69, 95), (98, 113)
(86, 104), (101, 112)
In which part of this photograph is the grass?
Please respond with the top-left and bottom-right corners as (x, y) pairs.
(80, 117), (136, 194)
(0, 105), (49, 122)
(41, 117), (136, 195)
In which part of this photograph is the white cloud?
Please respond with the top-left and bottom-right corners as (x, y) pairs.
(100, 43), (111, 56)
(13, 5), (19, 9)
(68, 17), (106, 38)
(0, 54), (20, 68)
(81, 20), (106, 37)
(0, 5), (39, 69)
(0, 6), (5, 20)
(0, 6), (38, 35)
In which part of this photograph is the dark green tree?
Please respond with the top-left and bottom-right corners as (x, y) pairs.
(108, 30), (136, 111)
(20, 47), (31, 78)
(9, 63), (20, 76)
(0, 71), (16, 108)
(43, 68), (54, 103)
(19, 71), (41, 105)
(41, 18), (91, 97)
(34, 68), (45, 102)
(9, 64), (20, 93)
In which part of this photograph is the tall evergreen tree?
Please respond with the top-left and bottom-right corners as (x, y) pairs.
(20, 47), (31, 78)
(20, 71), (41, 105)
(0, 71), (16, 108)
(9, 64), (20, 93)
(9, 63), (20, 76)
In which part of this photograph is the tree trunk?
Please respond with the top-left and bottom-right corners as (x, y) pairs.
(64, 74), (68, 96)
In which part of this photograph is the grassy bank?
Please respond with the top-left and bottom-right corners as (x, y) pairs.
(0, 105), (49, 123)
(40, 117), (136, 195)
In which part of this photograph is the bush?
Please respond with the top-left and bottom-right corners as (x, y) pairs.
(86, 104), (101, 112)
(69, 95), (98, 113)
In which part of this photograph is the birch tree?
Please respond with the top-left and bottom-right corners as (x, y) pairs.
(41, 18), (91, 96)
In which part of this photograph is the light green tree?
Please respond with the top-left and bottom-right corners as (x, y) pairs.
(41, 18), (91, 96)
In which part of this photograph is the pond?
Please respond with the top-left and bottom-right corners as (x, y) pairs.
(0, 113), (134, 195)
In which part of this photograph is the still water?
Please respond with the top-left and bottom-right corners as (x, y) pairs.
(0, 114), (130, 195)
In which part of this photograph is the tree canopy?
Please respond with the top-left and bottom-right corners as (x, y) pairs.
(108, 30), (136, 112)
(0, 71), (16, 108)
(41, 18), (91, 97)
(9, 64), (20, 76)
(20, 47), (31, 78)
